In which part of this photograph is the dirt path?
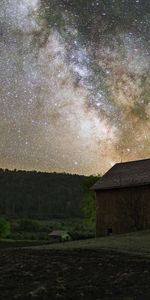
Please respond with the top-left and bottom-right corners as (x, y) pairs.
(0, 248), (150, 300)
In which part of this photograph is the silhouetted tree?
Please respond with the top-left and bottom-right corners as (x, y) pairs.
(82, 175), (98, 231)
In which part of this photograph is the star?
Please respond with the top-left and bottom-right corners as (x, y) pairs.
(0, 0), (149, 175)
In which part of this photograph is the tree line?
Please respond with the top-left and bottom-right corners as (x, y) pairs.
(0, 169), (98, 220)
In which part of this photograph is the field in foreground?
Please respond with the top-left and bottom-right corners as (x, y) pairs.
(0, 247), (150, 300)
(0, 231), (150, 300)
(31, 230), (150, 258)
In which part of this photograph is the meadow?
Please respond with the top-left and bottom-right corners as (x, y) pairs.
(34, 229), (150, 258)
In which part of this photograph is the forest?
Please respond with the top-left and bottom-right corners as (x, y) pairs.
(0, 169), (97, 220)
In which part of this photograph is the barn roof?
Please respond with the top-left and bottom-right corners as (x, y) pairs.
(92, 158), (150, 190)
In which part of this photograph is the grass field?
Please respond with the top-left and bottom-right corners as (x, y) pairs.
(31, 230), (150, 257)
(1, 229), (150, 257)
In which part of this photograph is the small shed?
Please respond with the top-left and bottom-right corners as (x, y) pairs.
(49, 230), (72, 242)
(92, 158), (150, 236)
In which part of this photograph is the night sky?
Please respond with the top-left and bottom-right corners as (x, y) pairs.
(0, 0), (150, 175)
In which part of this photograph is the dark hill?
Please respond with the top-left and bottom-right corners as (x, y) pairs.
(0, 169), (86, 219)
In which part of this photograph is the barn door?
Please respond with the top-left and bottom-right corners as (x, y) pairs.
(107, 228), (112, 235)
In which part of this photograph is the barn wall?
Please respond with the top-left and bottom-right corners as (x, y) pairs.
(96, 185), (150, 236)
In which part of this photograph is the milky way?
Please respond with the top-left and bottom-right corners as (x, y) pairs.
(0, 0), (150, 175)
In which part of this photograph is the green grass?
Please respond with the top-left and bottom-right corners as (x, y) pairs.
(32, 230), (150, 257)
(0, 239), (51, 248)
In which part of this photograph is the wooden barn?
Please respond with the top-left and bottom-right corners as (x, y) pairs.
(92, 158), (150, 236)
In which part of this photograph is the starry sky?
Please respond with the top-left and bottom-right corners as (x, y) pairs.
(0, 0), (150, 175)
